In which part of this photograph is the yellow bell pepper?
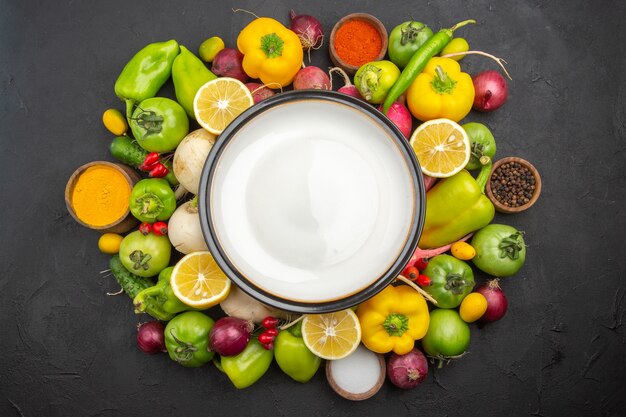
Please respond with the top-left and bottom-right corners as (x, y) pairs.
(356, 285), (430, 355)
(406, 57), (475, 122)
(237, 17), (303, 87)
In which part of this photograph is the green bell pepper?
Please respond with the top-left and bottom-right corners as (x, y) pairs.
(354, 60), (401, 104)
(472, 224), (526, 277)
(133, 267), (198, 321)
(129, 178), (176, 223)
(129, 97), (189, 153)
(462, 122), (497, 170)
(422, 254), (475, 308)
(388, 21), (433, 69)
(418, 164), (495, 249)
(114, 40), (180, 119)
(219, 338), (273, 389)
(164, 311), (215, 367)
(274, 321), (321, 383)
(172, 45), (217, 119)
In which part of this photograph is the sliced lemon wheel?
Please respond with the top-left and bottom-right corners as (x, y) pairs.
(301, 309), (361, 360)
(170, 251), (231, 308)
(409, 118), (470, 178)
(193, 77), (254, 135)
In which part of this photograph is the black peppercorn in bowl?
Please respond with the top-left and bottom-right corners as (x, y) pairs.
(486, 157), (542, 214)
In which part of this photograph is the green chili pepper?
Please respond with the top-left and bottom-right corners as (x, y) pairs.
(164, 311), (215, 367)
(462, 122), (497, 170)
(382, 19), (475, 113)
(172, 45), (217, 119)
(129, 178), (177, 223)
(133, 267), (198, 321)
(218, 339), (274, 389)
(114, 40), (180, 119)
(274, 321), (321, 383)
(354, 60), (401, 104)
(419, 163), (495, 249)
(422, 254), (475, 308)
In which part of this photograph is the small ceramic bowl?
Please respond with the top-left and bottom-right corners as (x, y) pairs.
(329, 13), (388, 76)
(65, 161), (140, 233)
(486, 157), (542, 214)
(325, 346), (386, 401)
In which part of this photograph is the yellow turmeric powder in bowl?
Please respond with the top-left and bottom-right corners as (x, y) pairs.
(70, 164), (131, 227)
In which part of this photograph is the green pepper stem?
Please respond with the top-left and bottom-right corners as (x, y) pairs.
(449, 19), (476, 32)
(383, 313), (409, 337)
(475, 160), (493, 193)
(357, 66), (381, 101)
(125, 99), (135, 121)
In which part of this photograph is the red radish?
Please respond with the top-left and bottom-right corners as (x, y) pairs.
(472, 70), (508, 112)
(136, 321), (166, 355)
(387, 348), (428, 389)
(476, 279), (508, 322)
(402, 233), (473, 275)
(293, 66), (331, 90)
(245, 83), (276, 103)
(209, 317), (254, 356)
(211, 48), (248, 83)
(329, 67), (362, 99)
(289, 10), (324, 54)
(379, 102), (412, 138)
(423, 174), (437, 192)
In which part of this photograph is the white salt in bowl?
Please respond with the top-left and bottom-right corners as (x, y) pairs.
(198, 91), (425, 313)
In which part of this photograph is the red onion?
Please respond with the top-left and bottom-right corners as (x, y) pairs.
(211, 48), (248, 83)
(386, 348), (428, 389)
(472, 70), (508, 112)
(476, 279), (508, 322)
(245, 82), (275, 103)
(137, 321), (166, 355)
(378, 102), (412, 138)
(289, 10), (324, 52)
(293, 66), (331, 90)
(208, 317), (253, 356)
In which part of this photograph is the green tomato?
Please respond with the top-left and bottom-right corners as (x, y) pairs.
(220, 338), (273, 389)
(388, 21), (433, 69)
(462, 122), (497, 170)
(441, 37), (470, 61)
(354, 60), (401, 104)
(130, 97), (189, 152)
(471, 224), (526, 277)
(422, 254), (475, 309)
(129, 178), (176, 223)
(165, 311), (215, 367)
(119, 231), (171, 278)
(421, 309), (470, 358)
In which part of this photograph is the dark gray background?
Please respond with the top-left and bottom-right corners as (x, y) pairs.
(2, 0), (625, 416)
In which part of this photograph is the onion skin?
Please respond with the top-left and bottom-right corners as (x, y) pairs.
(290, 10), (324, 51)
(211, 48), (248, 83)
(476, 279), (508, 322)
(293, 66), (331, 90)
(386, 348), (428, 389)
(137, 321), (167, 355)
(472, 70), (508, 112)
(208, 317), (254, 357)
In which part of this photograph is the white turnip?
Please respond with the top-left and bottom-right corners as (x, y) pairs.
(173, 129), (216, 195)
(167, 199), (208, 254)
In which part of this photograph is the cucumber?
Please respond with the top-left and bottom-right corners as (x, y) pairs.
(110, 136), (179, 186)
(109, 254), (155, 299)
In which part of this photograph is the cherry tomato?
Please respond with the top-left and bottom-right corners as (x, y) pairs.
(451, 241), (476, 260)
(262, 316), (279, 329)
(152, 221), (168, 236)
(139, 222), (153, 235)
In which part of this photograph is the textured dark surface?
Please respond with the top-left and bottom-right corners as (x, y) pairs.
(1, 0), (625, 416)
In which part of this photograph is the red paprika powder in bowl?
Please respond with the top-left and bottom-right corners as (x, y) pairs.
(329, 13), (388, 75)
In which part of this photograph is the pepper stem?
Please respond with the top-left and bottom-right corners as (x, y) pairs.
(383, 313), (409, 337)
(357, 65), (381, 101)
(125, 99), (135, 121)
(260, 33), (285, 59)
(431, 65), (457, 94)
(449, 19), (476, 32)
(475, 160), (493, 193)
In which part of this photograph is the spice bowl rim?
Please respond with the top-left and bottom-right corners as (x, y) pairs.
(485, 156), (542, 214)
(64, 160), (140, 233)
(329, 12), (388, 76)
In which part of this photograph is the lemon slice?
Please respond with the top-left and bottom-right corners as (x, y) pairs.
(409, 118), (470, 178)
(170, 251), (231, 308)
(301, 309), (362, 360)
(193, 77), (254, 135)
